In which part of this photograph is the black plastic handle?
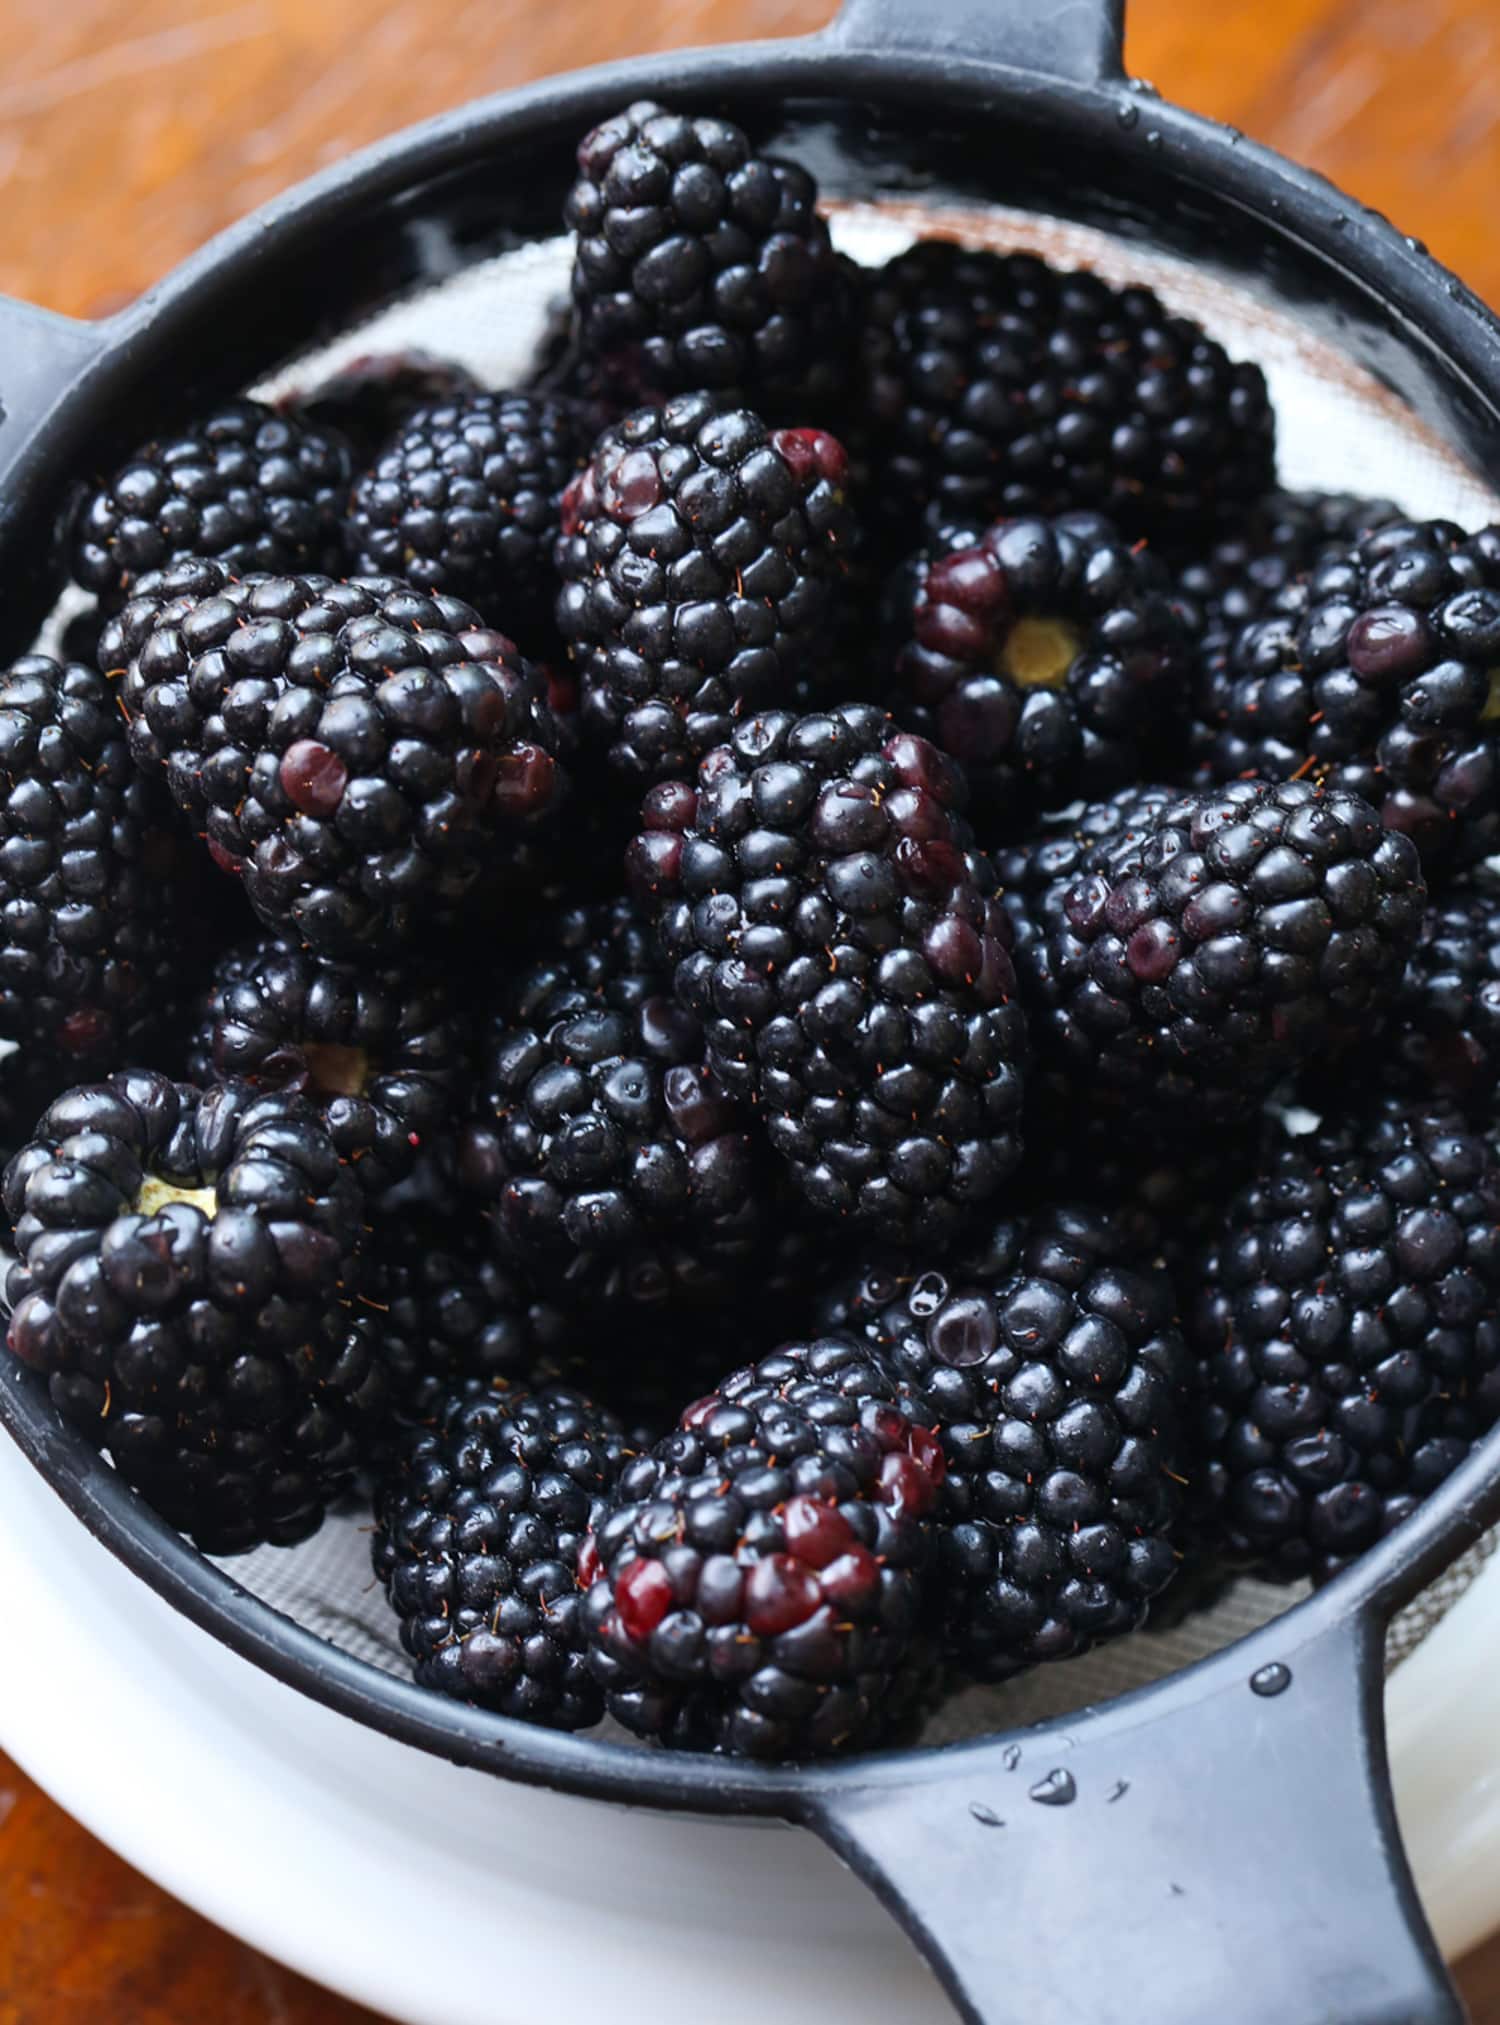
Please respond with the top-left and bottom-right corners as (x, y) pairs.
(827, 0), (1126, 83)
(804, 1604), (1460, 2025)
(0, 295), (105, 496)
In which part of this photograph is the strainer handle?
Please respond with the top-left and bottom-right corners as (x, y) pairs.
(0, 294), (105, 493)
(802, 1608), (1461, 2025)
(826, 0), (1126, 82)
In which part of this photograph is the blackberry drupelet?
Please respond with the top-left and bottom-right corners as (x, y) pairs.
(374, 1377), (630, 1727)
(1003, 777), (1426, 1134)
(3, 1070), (375, 1554)
(1372, 882), (1500, 1110)
(282, 352), (483, 461)
(188, 931), (470, 1193)
(0, 656), (181, 1072)
(71, 399), (351, 607)
(1207, 518), (1500, 865)
(630, 705), (1028, 1244)
(1190, 1098), (1500, 1583)
(856, 242), (1275, 546)
(554, 394), (856, 779)
(886, 511), (1192, 827)
(459, 898), (773, 1309)
(100, 561), (567, 957)
(564, 101), (853, 404)
(345, 391), (592, 640)
(830, 1204), (1190, 1679)
(582, 1334), (943, 1757)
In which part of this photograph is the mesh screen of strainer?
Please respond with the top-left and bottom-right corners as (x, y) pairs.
(110, 197), (1500, 1751)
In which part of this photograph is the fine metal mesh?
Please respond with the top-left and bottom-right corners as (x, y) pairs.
(64, 199), (1500, 1749)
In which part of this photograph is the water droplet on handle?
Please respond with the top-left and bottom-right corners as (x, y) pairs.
(1250, 1661), (1292, 1697)
(969, 1801), (1003, 1828)
(1002, 1743), (1021, 1772)
(1029, 1769), (1077, 1807)
(1116, 103), (1139, 130)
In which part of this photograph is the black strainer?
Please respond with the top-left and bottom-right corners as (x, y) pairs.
(2, 3), (1499, 2019)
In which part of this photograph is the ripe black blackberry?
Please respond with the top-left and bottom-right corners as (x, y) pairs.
(100, 562), (567, 958)
(856, 242), (1275, 546)
(374, 1377), (630, 1728)
(0, 655), (184, 1073)
(1372, 882), (1500, 1110)
(188, 932), (470, 1194)
(629, 705), (1028, 1244)
(564, 101), (853, 404)
(1003, 777), (1426, 1134)
(282, 352), (483, 461)
(1190, 1099), (1500, 1583)
(70, 398), (351, 607)
(357, 1206), (572, 1427)
(1173, 489), (1402, 685)
(345, 391), (592, 640)
(554, 394), (857, 779)
(3, 1070), (376, 1555)
(582, 1335), (944, 1757)
(458, 898), (774, 1310)
(886, 512), (1192, 828)
(1206, 518), (1500, 866)
(829, 1204), (1190, 1680)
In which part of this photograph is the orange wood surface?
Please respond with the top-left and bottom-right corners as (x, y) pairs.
(3, 0), (1500, 2018)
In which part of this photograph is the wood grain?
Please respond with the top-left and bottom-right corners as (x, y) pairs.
(3, 0), (1500, 2018)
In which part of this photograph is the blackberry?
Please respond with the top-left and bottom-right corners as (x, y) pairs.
(374, 1378), (630, 1727)
(282, 352), (484, 461)
(856, 242), (1274, 546)
(3, 1070), (375, 1554)
(1190, 1099), (1500, 1583)
(886, 512), (1192, 828)
(1172, 489), (1402, 693)
(554, 395), (856, 779)
(187, 932), (470, 1194)
(565, 102), (852, 404)
(71, 399), (351, 608)
(1207, 519), (1500, 866)
(345, 391), (592, 640)
(1372, 882), (1500, 1110)
(582, 1335), (943, 1757)
(0, 656), (183, 1072)
(629, 706), (1028, 1244)
(830, 1204), (1189, 1680)
(458, 898), (772, 1309)
(100, 561), (567, 958)
(1003, 778), (1426, 1134)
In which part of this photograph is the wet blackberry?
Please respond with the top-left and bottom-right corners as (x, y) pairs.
(1003, 778), (1426, 1135)
(458, 898), (773, 1310)
(1372, 883), (1500, 1110)
(188, 932), (470, 1194)
(630, 705), (1028, 1244)
(0, 656), (184, 1072)
(1172, 490), (1402, 705)
(100, 562), (567, 958)
(565, 101), (852, 404)
(1190, 1099), (1500, 1583)
(374, 1378), (630, 1727)
(831, 1204), (1189, 1679)
(583, 1335), (943, 1757)
(856, 242), (1275, 546)
(70, 399), (351, 608)
(1207, 519), (1500, 866)
(3, 1070), (375, 1554)
(886, 512), (1192, 829)
(345, 391), (591, 640)
(282, 352), (483, 461)
(554, 394), (856, 779)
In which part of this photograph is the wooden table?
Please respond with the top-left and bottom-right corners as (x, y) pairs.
(3, 0), (1500, 2018)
